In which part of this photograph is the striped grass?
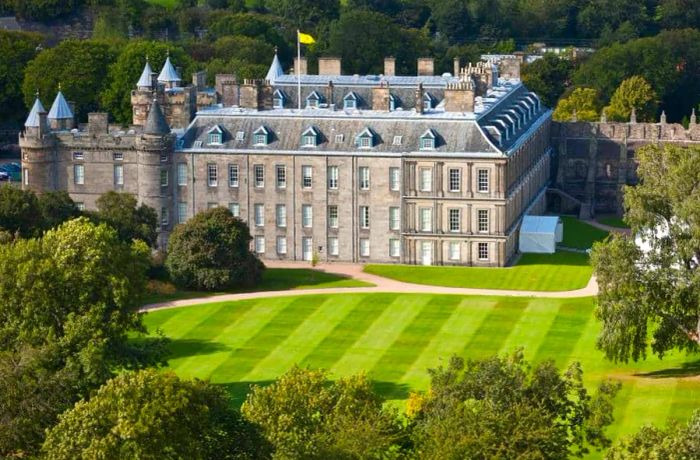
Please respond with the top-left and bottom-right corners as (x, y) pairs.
(144, 294), (700, 458)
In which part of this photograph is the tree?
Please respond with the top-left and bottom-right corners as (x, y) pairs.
(0, 218), (159, 456)
(22, 39), (115, 121)
(101, 41), (193, 125)
(94, 191), (158, 247)
(521, 54), (574, 108)
(410, 351), (621, 459)
(0, 30), (42, 125)
(428, 0), (471, 44)
(591, 144), (700, 362)
(42, 369), (268, 460)
(166, 207), (264, 291)
(37, 191), (81, 231)
(576, 0), (650, 39)
(553, 87), (601, 122)
(656, 0), (700, 30)
(13, 0), (81, 21)
(606, 410), (700, 459)
(605, 75), (658, 122)
(265, 0), (340, 28)
(0, 185), (41, 237)
(242, 366), (404, 458)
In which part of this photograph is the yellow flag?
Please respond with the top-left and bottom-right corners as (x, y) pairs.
(298, 32), (315, 45)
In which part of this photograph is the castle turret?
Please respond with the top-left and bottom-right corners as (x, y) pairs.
(265, 48), (284, 84)
(47, 89), (75, 131)
(137, 99), (174, 248)
(137, 58), (155, 91)
(157, 53), (181, 90)
(20, 95), (56, 192)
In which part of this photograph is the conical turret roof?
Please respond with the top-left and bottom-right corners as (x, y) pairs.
(144, 99), (170, 135)
(25, 97), (46, 128)
(157, 55), (181, 83)
(47, 90), (73, 120)
(137, 59), (154, 89)
(265, 49), (284, 83)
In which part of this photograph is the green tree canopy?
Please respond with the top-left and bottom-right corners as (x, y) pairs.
(553, 87), (601, 122)
(22, 39), (115, 121)
(37, 191), (81, 231)
(0, 185), (41, 237)
(0, 30), (42, 125)
(165, 207), (264, 291)
(592, 144), (700, 362)
(521, 53), (574, 108)
(410, 351), (620, 459)
(607, 410), (700, 459)
(101, 41), (193, 126)
(12, 0), (81, 20)
(242, 366), (405, 458)
(42, 369), (268, 460)
(605, 75), (658, 122)
(264, 0), (340, 29)
(93, 191), (158, 247)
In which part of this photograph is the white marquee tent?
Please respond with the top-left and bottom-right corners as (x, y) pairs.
(519, 215), (563, 254)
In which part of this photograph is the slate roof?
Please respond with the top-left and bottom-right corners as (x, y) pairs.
(47, 91), (73, 120)
(144, 100), (170, 135)
(137, 60), (154, 88)
(157, 56), (181, 83)
(25, 97), (46, 128)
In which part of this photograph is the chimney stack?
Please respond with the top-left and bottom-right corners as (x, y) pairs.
(318, 57), (341, 75)
(325, 81), (335, 108)
(417, 58), (434, 76)
(372, 81), (391, 111)
(192, 71), (207, 89)
(215, 74), (238, 107)
(444, 80), (475, 113)
(294, 57), (308, 75)
(88, 113), (109, 135)
(239, 79), (271, 111)
(415, 83), (424, 114)
(384, 57), (396, 77)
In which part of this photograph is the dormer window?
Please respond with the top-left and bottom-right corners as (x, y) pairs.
(343, 92), (358, 110)
(253, 126), (270, 146)
(423, 93), (435, 111)
(420, 129), (437, 150)
(389, 94), (398, 111)
(305, 91), (323, 109)
(301, 127), (318, 147)
(273, 89), (286, 109)
(356, 127), (376, 149)
(208, 125), (224, 145)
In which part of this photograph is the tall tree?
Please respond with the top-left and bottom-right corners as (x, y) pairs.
(242, 366), (405, 458)
(166, 207), (264, 291)
(410, 351), (620, 459)
(553, 87), (602, 122)
(22, 39), (115, 121)
(521, 54), (574, 108)
(0, 30), (42, 125)
(592, 144), (700, 362)
(605, 75), (658, 122)
(42, 369), (267, 460)
(94, 191), (158, 247)
(37, 191), (81, 231)
(0, 185), (41, 237)
(264, 0), (340, 28)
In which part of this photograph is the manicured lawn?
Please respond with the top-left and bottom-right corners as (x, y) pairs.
(561, 215), (610, 249)
(143, 268), (373, 304)
(597, 216), (630, 229)
(364, 251), (592, 291)
(143, 293), (700, 459)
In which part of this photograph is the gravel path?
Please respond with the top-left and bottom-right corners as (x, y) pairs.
(143, 261), (598, 312)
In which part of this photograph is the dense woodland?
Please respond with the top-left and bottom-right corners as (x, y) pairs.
(0, 0), (699, 128)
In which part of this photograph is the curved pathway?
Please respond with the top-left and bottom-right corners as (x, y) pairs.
(143, 260), (598, 312)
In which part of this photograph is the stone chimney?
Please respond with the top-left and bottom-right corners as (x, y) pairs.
(453, 57), (460, 77)
(325, 81), (335, 108)
(417, 58), (434, 76)
(88, 113), (109, 135)
(464, 61), (495, 96)
(294, 57), (308, 75)
(372, 81), (391, 111)
(319, 57), (341, 75)
(192, 71), (207, 89)
(444, 81), (475, 113)
(215, 74), (238, 107)
(415, 83), (424, 114)
(384, 57), (396, 77)
(239, 79), (271, 111)
(498, 57), (521, 79)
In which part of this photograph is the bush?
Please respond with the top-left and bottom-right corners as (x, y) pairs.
(165, 207), (264, 291)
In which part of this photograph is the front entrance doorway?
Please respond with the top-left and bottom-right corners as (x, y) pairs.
(421, 241), (432, 266)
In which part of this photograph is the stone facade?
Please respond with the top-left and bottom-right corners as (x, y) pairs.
(20, 55), (551, 267)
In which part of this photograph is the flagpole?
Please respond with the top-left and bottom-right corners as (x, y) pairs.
(297, 29), (301, 111)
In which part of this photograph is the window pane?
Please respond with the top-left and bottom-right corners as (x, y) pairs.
(160, 169), (168, 187)
(478, 209), (489, 232)
(177, 163), (187, 186)
(449, 168), (460, 192)
(114, 165), (123, 186)
(276, 204), (287, 227)
(328, 205), (338, 228)
(229, 203), (240, 217)
(329, 237), (339, 256)
(207, 163), (217, 186)
(449, 209), (460, 232)
(360, 206), (370, 229)
(276, 165), (286, 188)
(328, 166), (339, 189)
(359, 167), (370, 190)
(420, 169), (432, 192)
(177, 202), (187, 223)
(302, 205), (313, 227)
(478, 169), (489, 192)
(277, 236), (287, 254)
(302, 165), (312, 188)
(229, 164), (239, 187)
(478, 242), (489, 260)
(254, 165), (264, 187)
(389, 167), (400, 191)
(390, 239), (400, 257)
(359, 238), (370, 257)
(389, 207), (399, 230)
(420, 208), (432, 232)
(254, 204), (264, 226)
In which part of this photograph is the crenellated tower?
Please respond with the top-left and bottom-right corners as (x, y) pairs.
(19, 95), (57, 193)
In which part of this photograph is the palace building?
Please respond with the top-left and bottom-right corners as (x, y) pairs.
(19, 53), (551, 266)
